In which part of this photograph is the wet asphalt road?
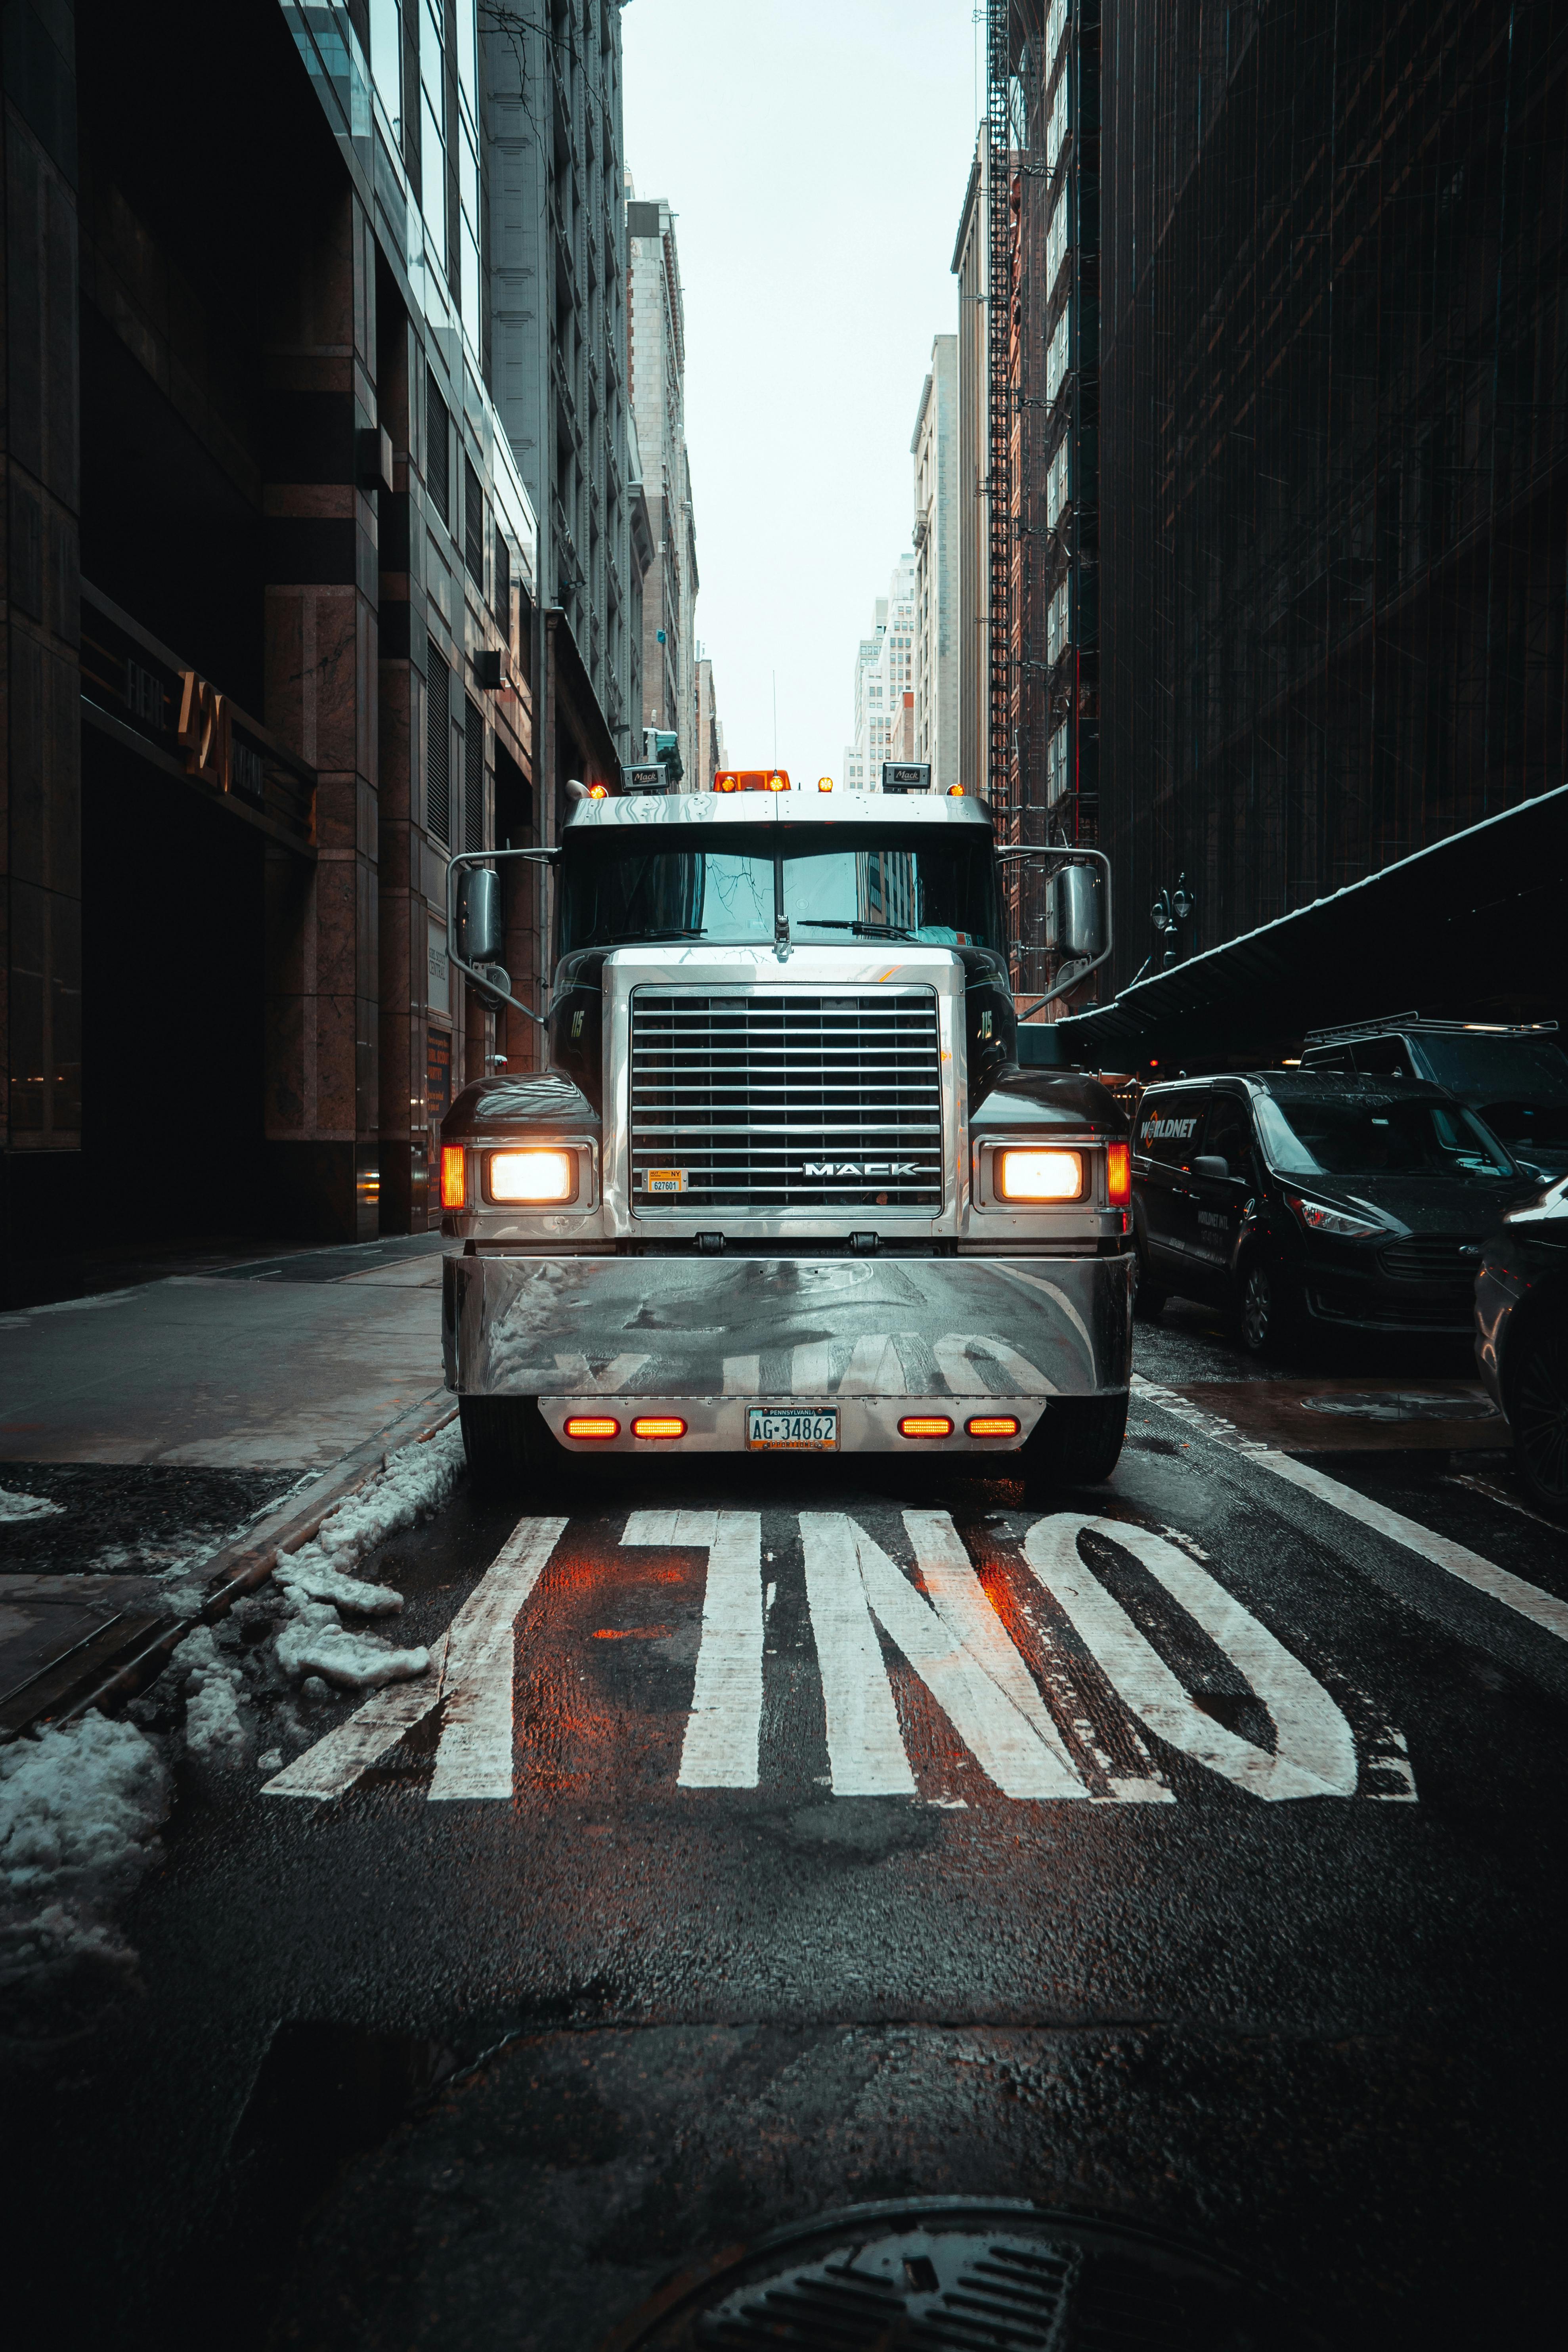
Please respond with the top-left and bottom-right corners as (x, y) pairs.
(11, 1298), (1568, 2352)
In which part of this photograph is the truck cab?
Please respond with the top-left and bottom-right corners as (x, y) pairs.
(440, 787), (1132, 1493)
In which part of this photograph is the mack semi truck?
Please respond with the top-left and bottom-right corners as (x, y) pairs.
(438, 775), (1132, 1495)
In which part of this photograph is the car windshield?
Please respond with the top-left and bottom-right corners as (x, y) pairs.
(1254, 1092), (1516, 1179)
(558, 826), (1001, 952)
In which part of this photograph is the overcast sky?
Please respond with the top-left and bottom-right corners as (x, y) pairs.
(621, 0), (982, 784)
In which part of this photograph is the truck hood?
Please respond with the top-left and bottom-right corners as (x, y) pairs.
(1279, 1167), (1539, 1235)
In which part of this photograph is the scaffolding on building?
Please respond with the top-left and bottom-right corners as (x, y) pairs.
(985, 2), (1102, 1008)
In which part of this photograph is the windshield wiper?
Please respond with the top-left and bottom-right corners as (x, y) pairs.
(794, 918), (920, 938)
(604, 927), (708, 943)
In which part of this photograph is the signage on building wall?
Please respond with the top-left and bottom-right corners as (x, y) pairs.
(426, 1028), (452, 1124)
(427, 931), (450, 1014)
(78, 586), (314, 845)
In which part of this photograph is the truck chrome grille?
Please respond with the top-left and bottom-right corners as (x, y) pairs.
(629, 989), (943, 1210)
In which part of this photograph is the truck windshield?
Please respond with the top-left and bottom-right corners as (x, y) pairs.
(781, 834), (999, 945)
(1410, 1036), (1568, 1148)
(1254, 1092), (1516, 1179)
(558, 827), (1002, 952)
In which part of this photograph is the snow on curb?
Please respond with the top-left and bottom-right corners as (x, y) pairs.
(0, 1485), (66, 1524)
(271, 1421), (464, 1688)
(172, 1626), (249, 1764)
(0, 1713), (171, 1994)
(276, 1604), (430, 1690)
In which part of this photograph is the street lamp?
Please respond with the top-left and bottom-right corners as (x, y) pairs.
(1150, 872), (1197, 968)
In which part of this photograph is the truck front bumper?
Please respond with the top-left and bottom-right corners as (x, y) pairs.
(443, 1251), (1132, 1453)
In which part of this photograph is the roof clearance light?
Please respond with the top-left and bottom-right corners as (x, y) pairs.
(489, 1148), (574, 1203)
(997, 1147), (1084, 1201)
(439, 1144), (467, 1210)
(768, 773), (788, 792)
(1106, 1143), (1131, 1205)
(564, 1415), (619, 1440)
(899, 1415), (954, 1440)
(716, 773), (738, 792)
(818, 776), (834, 793)
(947, 784), (965, 797)
(967, 1415), (1021, 1438)
(587, 782), (609, 799)
(631, 1415), (686, 1440)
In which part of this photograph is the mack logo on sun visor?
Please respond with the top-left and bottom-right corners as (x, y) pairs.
(1140, 1116), (1200, 1143)
(803, 1161), (922, 1178)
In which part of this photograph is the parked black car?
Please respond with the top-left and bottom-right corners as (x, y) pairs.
(1132, 1071), (1540, 1353)
(1301, 1016), (1568, 1180)
(1476, 1175), (1568, 1522)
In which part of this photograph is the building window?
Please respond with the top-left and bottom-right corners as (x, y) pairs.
(420, 0), (446, 274)
(494, 531), (511, 638)
(426, 366), (450, 527)
(463, 455), (484, 589)
(464, 694), (485, 852)
(426, 638), (450, 843)
(370, 0), (402, 139)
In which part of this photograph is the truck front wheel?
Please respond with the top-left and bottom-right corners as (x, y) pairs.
(459, 1397), (563, 1498)
(1021, 1392), (1128, 1497)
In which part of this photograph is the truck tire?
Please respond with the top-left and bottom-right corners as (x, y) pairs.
(1021, 1392), (1128, 1497)
(459, 1396), (567, 1499)
(1510, 1323), (1568, 1525)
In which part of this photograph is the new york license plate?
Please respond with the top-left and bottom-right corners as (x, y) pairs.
(747, 1407), (839, 1451)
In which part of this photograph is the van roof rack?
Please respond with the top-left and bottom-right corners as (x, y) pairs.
(1304, 1012), (1559, 1045)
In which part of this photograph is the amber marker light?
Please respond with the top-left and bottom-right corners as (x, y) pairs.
(716, 773), (738, 791)
(440, 1145), (467, 1209)
(967, 1415), (1021, 1438)
(996, 1147), (1084, 1201)
(768, 773), (788, 791)
(489, 1148), (574, 1203)
(632, 1415), (686, 1440)
(586, 782), (609, 798)
(818, 776), (834, 792)
(564, 1415), (619, 1440)
(1106, 1142), (1132, 1205)
(899, 1415), (954, 1439)
(947, 784), (965, 796)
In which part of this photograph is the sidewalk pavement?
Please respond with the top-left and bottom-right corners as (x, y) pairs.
(0, 1231), (453, 1732)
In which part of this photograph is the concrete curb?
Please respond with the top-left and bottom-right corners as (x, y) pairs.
(1, 1388), (460, 1739)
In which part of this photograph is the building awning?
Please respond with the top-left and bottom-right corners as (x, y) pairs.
(1057, 780), (1568, 1070)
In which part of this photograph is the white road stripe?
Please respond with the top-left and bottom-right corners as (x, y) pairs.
(428, 1516), (571, 1801)
(902, 1511), (1088, 1795)
(622, 1509), (765, 1788)
(800, 1514), (916, 1795)
(790, 1341), (835, 1392)
(1023, 1516), (1358, 1799)
(262, 1632), (450, 1799)
(1132, 1372), (1568, 1646)
(723, 1355), (761, 1394)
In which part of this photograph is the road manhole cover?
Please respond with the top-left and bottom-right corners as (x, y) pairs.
(1298, 1390), (1499, 1423)
(606, 2199), (1320, 2349)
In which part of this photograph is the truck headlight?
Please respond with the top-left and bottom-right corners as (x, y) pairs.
(488, 1148), (576, 1203)
(996, 1147), (1084, 1201)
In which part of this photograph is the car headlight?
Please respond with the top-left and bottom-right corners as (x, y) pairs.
(997, 1147), (1084, 1201)
(488, 1148), (576, 1203)
(1284, 1193), (1382, 1238)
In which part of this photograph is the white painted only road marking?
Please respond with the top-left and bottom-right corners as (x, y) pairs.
(267, 1503), (1409, 1807)
(1132, 1372), (1568, 1646)
(623, 1511), (763, 1788)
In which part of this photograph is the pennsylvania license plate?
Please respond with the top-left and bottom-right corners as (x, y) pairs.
(747, 1407), (839, 1451)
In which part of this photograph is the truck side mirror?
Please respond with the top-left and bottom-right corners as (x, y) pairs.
(1192, 1154), (1230, 1180)
(1052, 864), (1103, 960)
(457, 866), (503, 966)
